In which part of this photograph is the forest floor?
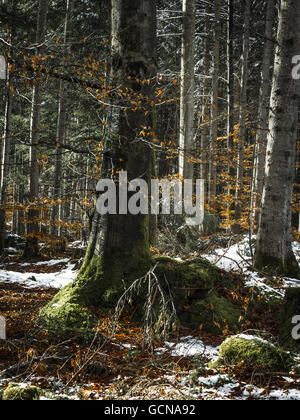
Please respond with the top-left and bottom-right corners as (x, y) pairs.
(0, 236), (300, 400)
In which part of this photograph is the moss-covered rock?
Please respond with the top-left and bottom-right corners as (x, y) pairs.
(279, 288), (300, 351)
(155, 257), (238, 291)
(154, 257), (242, 334)
(178, 292), (241, 335)
(210, 335), (293, 372)
(3, 383), (42, 400)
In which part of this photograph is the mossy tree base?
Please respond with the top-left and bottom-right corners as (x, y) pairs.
(39, 254), (104, 337)
(254, 253), (300, 279)
(40, 253), (244, 338)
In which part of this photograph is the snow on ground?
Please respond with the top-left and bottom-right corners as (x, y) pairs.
(0, 262), (77, 289)
(202, 236), (300, 297)
(150, 335), (300, 400)
(0, 239), (300, 399)
(156, 336), (219, 360)
(19, 259), (70, 267)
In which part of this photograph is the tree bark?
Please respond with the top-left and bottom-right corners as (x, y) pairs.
(23, 0), (48, 258)
(40, 0), (158, 333)
(255, 0), (300, 278)
(0, 70), (12, 253)
(200, 6), (211, 200)
(251, 0), (275, 229)
(209, 0), (221, 203)
(232, 0), (250, 233)
(51, 0), (73, 238)
(179, 0), (195, 181)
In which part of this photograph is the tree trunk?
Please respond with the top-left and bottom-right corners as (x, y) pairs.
(0, 70), (12, 253)
(226, 0), (234, 151)
(40, 0), (158, 334)
(209, 0), (221, 203)
(179, 0), (195, 181)
(255, 0), (300, 278)
(251, 0), (275, 229)
(200, 6), (211, 200)
(226, 0), (235, 226)
(51, 0), (73, 237)
(23, 0), (48, 258)
(232, 0), (250, 233)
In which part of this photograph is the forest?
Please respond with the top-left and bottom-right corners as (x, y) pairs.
(0, 0), (299, 403)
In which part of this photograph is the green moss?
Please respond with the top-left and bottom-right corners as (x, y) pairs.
(40, 250), (242, 339)
(155, 257), (238, 292)
(180, 292), (241, 334)
(39, 245), (152, 335)
(3, 383), (42, 400)
(210, 336), (293, 372)
(39, 255), (104, 337)
(154, 257), (242, 334)
(39, 284), (98, 337)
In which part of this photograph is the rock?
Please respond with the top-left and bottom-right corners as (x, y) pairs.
(279, 288), (300, 351)
(210, 335), (293, 372)
(3, 383), (42, 400)
(154, 257), (242, 334)
(179, 291), (241, 335)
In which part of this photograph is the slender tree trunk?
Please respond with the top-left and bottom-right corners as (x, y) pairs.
(24, 0), (48, 258)
(232, 0), (250, 233)
(201, 7), (211, 200)
(51, 0), (73, 238)
(0, 71), (12, 253)
(251, 0), (275, 228)
(226, 0), (234, 149)
(255, 0), (300, 278)
(179, 0), (195, 181)
(209, 0), (221, 203)
(226, 0), (236, 226)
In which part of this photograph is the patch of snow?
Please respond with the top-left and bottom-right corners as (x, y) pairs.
(156, 336), (219, 360)
(202, 236), (300, 298)
(20, 259), (69, 267)
(227, 334), (272, 346)
(0, 262), (77, 289)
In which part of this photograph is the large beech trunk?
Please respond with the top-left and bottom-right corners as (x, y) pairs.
(255, 0), (300, 278)
(39, 0), (158, 334)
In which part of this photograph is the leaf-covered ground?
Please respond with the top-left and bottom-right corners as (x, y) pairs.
(0, 239), (300, 400)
